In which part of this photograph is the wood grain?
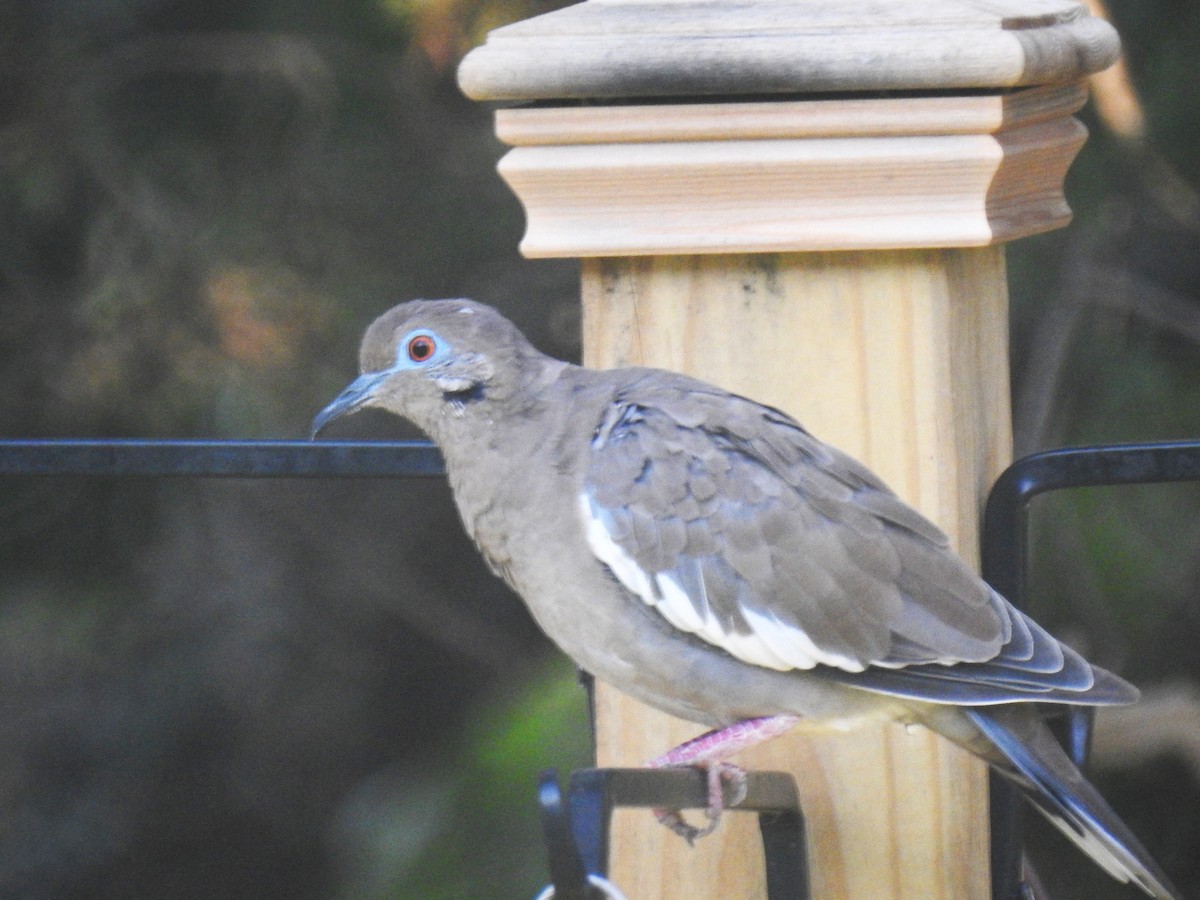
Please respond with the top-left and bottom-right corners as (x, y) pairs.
(582, 248), (1010, 899)
(496, 83), (1086, 145)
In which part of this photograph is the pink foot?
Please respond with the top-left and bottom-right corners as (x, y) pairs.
(648, 715), (799, 843)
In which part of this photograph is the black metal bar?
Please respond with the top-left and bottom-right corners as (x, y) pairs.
(539, 771), (596, 900)
(758, 803), (809, 900)
(980, 439), (1200, 900)
(987, 771), (1026, 900)
(0, 439), (444, 478)
(1064, 707), (1095, 770)
(982, 440), (1200, 610)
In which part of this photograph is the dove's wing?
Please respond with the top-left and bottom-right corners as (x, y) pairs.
(581, 373), (1132, 706)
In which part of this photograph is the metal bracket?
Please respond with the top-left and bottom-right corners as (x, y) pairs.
(537, 767), (809, 900)
(981, 439), (1200, 900)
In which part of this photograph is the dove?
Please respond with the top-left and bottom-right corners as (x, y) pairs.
(312, 299), (1178, 899)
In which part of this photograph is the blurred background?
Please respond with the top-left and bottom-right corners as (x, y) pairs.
(0, 0), (1196, 897)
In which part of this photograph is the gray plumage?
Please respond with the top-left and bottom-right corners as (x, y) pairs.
(312, 299), (1178, 899)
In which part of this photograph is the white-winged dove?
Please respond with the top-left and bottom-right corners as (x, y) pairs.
(313, 299), (1177, 899)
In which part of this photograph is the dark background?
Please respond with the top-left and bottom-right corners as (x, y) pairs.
(0, 1), (1197, 897)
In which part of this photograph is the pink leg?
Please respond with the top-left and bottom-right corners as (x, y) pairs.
(648, 715), (800, 843)
(649, 715), (801, 767)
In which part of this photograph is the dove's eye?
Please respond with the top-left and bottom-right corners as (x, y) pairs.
(407, 334), (437, 362)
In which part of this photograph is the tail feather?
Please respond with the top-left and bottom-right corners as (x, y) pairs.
(966, 706), (1179, 900)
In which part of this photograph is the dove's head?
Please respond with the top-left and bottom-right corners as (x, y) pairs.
(311, 299), (555, 440)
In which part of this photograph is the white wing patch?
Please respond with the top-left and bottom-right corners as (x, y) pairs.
(579, 494), (866, 673)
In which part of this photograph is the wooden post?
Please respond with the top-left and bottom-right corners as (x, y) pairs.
(460, 3), (1119, 898)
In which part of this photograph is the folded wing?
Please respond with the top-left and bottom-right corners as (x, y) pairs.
(581, 373), (1135, 707)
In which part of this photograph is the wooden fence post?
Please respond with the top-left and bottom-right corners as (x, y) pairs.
(460, 3), (1119, 897)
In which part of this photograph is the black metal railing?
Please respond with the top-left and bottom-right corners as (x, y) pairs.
(981, 439), (1200, 900)
(3, 436), (1197, 899)
(0, 439), (444, 479)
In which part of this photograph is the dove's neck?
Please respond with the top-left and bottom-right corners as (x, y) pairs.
(432, 358), (589, 576)
(429, 356), (574, 465)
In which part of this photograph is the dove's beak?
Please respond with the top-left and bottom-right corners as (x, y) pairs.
(310, 371), (389, 439)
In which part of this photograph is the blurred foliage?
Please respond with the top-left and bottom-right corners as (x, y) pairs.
(0, 0), (586, 897)
(0, 0), (579, 442)
(1001, 3), (1200, 895)
(333, 658), (592, 899)
(0, 0), (1197, 897)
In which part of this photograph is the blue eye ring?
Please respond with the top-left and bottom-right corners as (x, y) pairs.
(406, 334), (437, 362)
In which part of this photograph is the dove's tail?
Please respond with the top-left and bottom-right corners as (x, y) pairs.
(966, 706), (1179, 900)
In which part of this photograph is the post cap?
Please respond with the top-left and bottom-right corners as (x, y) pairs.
(459, 0), (1119, 102)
